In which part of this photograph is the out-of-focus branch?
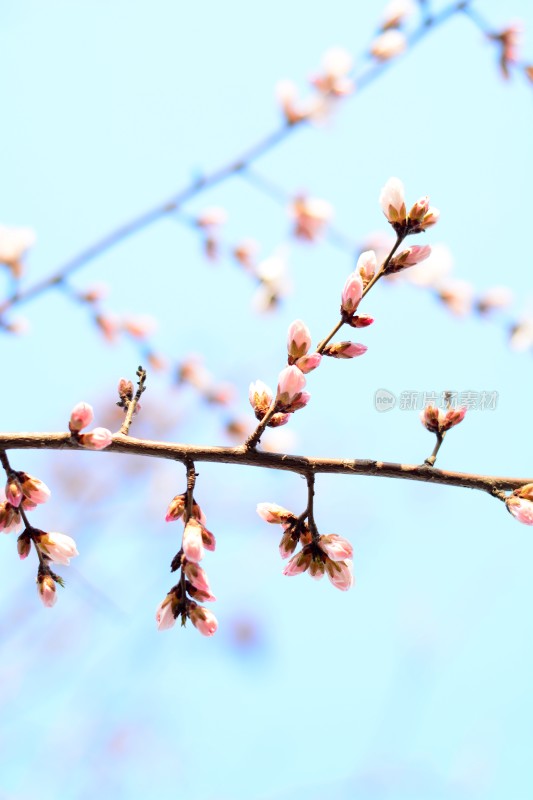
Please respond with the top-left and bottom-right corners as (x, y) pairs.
(0, 432), (529, 494)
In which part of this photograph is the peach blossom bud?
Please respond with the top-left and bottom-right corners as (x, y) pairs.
(19, 473), (51, 505)
(257, 502), (295, 524)
(341, 272), (364, 315)
(276, 366), (306, 407)
(283, 391), (310, 414)
(420, 405), (466, 434)
(201, 525), (216, 552)
(506, 496), (533, 525)
(78, 427), (113, 450)
(35, 532), (79, 565)
(118, 378), (134, 399)
(371, 29), (407, 60)
(347, 314), (374, 328)
(420, 404), (440, 434)
(190, 605), (218, 636)
(5, 477), (23, 507)
(291, 196), (333, 242)
(17, 532), (31, 559)
(418, 207), (440, 230)
(196, 207), (228, 228)
(287, 319), (312, 360)
(319, 534), (353, 561)
(233, 239), (259, 269)
(184, 562), (213, 595)
(69, 402), (94, 433)
(312, 47), (354, 97)
(95, 313), (119, 342)
(325, 558), (354, 591)
(357, 250), (377, 286)
(192, 499), (207, 526)
(438, 280), (473, 317)
(379, 177), (406, 225)
(279, 528), (299, 559)
(37, 575), (57, 608)
(294, 353), (321, 374)
(0, 225), (36, 277)
(0, 502), (22, 534)
(165, 493), (186, 523)
(408, 196), (429, 222)
(476, 286), (513, 314)
(79, 282), (109, 303)
(387, 245), (432, 273)
(123, 315), (157, 340)
(249, 380), (274, 419)
(309, 554), (326, 580)
(381, 0), (415, 29)
(156, 594), (177, 631)
(187, 585), (217, 603)
(441, 407), (467, 432)
(276, 80), (309, 125)
(283, 547), (313, 576)
(322, 341), (368, 359)
(268, 412), (291, 428)
(182, 519), (205, 563)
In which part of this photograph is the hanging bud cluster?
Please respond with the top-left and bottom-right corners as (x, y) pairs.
(257, 503), (354, 590)
(1, 465), (78, 607)
(420, 404), (467, 435)
(68, 402), (113, 450)
(379, 177), (439, 238)
(158, 492), (218, 636)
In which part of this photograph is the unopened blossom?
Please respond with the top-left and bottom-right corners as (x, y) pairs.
(387, 245), (432, 273)
(0, 502), (22, 534)
(318, 534), (353, 561)
(283, 547), (313, 577)
(291, 196), (333, 242)
(279, 527), (300, 559)
(165, 493), (186, 523)
(438, 280), (473, 317)
(156, 593), (177, 631)
(476, 286), (513, 314)
(276, 366), (307, 409)
(200, 525), (216, 552)
(380, 0), (415, 29)
(196, 207), (228, 229)
(35, 531), (79, 565)
(347, 314), (374, 328)
(506, 485), (533, 525)
(17, 532), (31, 559)
(257, 502), (296, 525)
(182, 519), (205, 563)
(325, 558), (354, 591)
(184, 562), (214, 595)
(123, 315), (157, 340)
(5, 477), (23, 507)
(69, 402), (94, 433)
(379, 177), (406, 225)
(341, 271), (364, 316)
(0, 225), (35, 278)
(311, 47), (354, 97)
(322, 341), (368, 359)
(357, 250), (377, 287)
(371, 29), (407, 60)
(287, 319), (312, 360)
(79, 282), (109, 303)
(37, 575), (57, 608)
(78, 427), (113, 450)
(276, 80), (319, 125)
(233, 239), (259, 270)
(18, 473), (50, 505)
(294, 352), (322, 374)
(249, 380), (273, 419)
(95, 313), (119, 342)
(420, 405), (467, 434)
(190, 605), (218, 636)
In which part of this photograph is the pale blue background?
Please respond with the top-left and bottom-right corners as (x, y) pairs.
(1, 1), (533, 798)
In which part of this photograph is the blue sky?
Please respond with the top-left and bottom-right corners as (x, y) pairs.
(1, 1), (533, 798)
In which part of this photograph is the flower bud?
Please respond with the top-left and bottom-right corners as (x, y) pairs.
(294, 353), (321, 374)
(379, 177), (406, 225)
(287, 319), (312, 360)
(325, 558), (354, 591)
(0, 501), (22, 534)
(341, 272), (364, 315)
(256, 502), (295, 524)
(78, 427), (113, 450)
(19, 473), (51, 505)
(275, 366), (307, 410)
(5, 477), (23, 507)
(155, 593), (178, 631)
(69, 402), (94, 433)
(322, 341), (368, 359)
(357, 250), (377, 286)
(165, 493), (186, 523)
(189, 605), (218, 636)
(283, 547), (313, 577)
(318, 534), (353, 561)
(34, 531), (79, 565)
(387, 245), (432, 273)
(249, 380), (273, 419)
(17, 531), (31, 559)
(37, 574), (57, 608)
(182, 519), (205, 563)
(371, 29), (407, 61)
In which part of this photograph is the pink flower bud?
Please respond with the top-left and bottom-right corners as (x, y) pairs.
(357, 250), (377, 285)
(249, 380), (274, 419)
(17, 532), (31, 559)
(78, 427), (113, 450)
(268, 412), (291, 428)
(0, 502), (22, 534)
(35, 532), (79, 565)
(419, 207), (440, 230)
(387, 245), (432, 273)
(196, 207), (228, 228)
(318, 534), (353, 561)
(184, 562), (213, 594)
(156, 594), (177, 631)
(279, 528), (299, 559)
(190, 605), (218, 636)
(294, 353), (321, 374)
(276, 366), (306, 408)
(283, 547), (313, 577)
(371, 29), (407, 61)
(506, 496), (533, 525)
(19, 473), (51, 505)
(5, 477), (23, 507)
(379, 177), (406, 225)
(322, 341), (368, 359)
(420, 405), (467, 434)
(165, 493), (186, 523)
(381, 0), (415, 29)
(201, 525), (216, 552)
(256, 502), (295, 524)
(291, 196), (333, 242)
(69, 402), (94, 433)
(347, 314), (374, 328)
(341, 272), (364, 315)
(37, 575), (57, 608)
(182, 519), (205, 563)
(325, 558), (354, 591)
(287, 319), (312, 360)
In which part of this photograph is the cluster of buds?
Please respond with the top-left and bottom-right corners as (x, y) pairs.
(0, 224), (36, 279)
(277, 46), (354, 126)
(158, 492), (218, 636)
(291, 195), (333, 242)
(0, 468), (78, 607)
(195, 206), (228, 261)
(370, 0), (414, 61)
(420, 404), (467, 435)
(379, 177), (439, 237)
(257, 502), (354, 591)
(506, 484), (533, 525)
(69, 402), (113, 450)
